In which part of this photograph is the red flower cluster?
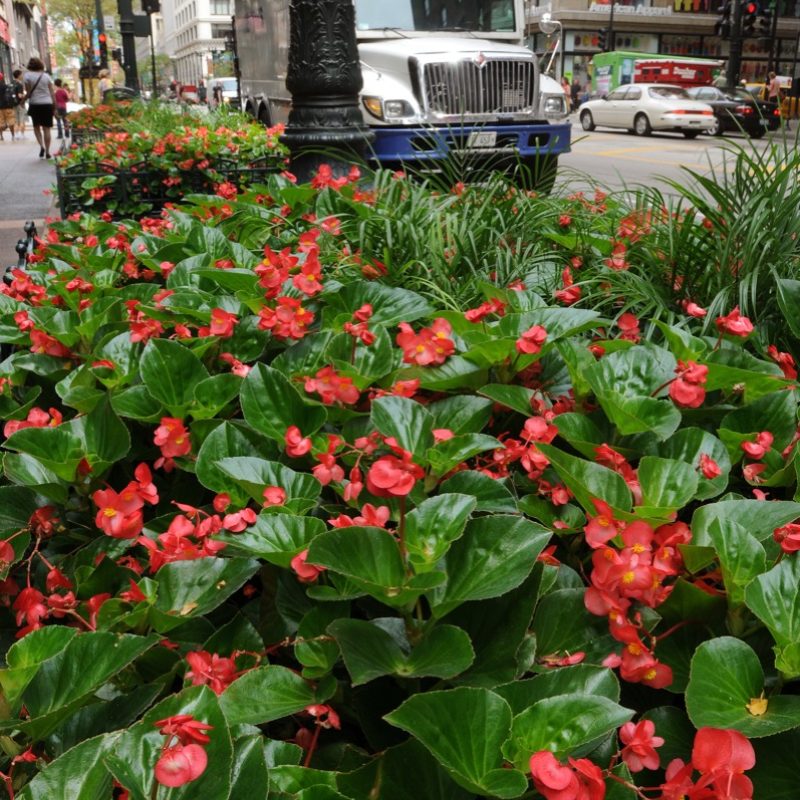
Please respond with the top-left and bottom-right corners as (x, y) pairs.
(585, 504), (689, 689)
(716, 307), (753, 338)
(343, 303), (375, 345)
(153, 715), (213, 788)
(93, 464), (159, 539)
(658, 727), (755, 800)
(396, 318), (455, 366)
(305, 366), (360, 405)
(619, 719), (664, 772)
(669, 361), (708, 409)
(137, 501), (251, 571)
(3, 406), (62, 438)
(366, 450), (424, 497)
(153, 417), (192, 471)
(465, 297), (506, 324)
(773, 521), (800, 553)
(529, 750), (605, 800)
(185, 650), (240, 694)
(290, 549), (326, 583)
(767, 344), (797, 380)
(555, 267), (581, 305)
(258, 296), (315, 340)
(516, 324), (548, 355)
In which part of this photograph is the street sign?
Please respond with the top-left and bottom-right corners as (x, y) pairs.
(104, 15), (116, 30)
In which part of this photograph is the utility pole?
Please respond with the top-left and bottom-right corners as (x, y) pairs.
(117, 0), (140, 90)
(726, 0), (743, 89)
(766, 0), (779, 75)
(608, 1), (616, 52)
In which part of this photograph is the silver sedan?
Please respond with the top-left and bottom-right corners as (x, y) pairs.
(578, 83), (716, 138)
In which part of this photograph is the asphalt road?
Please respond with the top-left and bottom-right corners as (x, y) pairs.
(555, 116), (797, 195)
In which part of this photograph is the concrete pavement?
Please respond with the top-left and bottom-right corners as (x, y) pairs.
(0, 133), (60, 267)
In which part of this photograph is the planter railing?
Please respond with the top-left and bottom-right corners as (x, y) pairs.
(55, 156), (280, 218)
(69, 127), (126, 147)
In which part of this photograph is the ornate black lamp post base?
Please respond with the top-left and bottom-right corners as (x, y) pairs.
(282, 0), (375, 182)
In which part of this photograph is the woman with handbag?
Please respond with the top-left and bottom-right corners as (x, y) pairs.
(23, 57), (55, 159)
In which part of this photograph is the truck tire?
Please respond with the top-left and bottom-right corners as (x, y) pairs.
(514, 155), (559, 194)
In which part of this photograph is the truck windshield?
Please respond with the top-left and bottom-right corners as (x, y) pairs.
(354, 0), (516, 33)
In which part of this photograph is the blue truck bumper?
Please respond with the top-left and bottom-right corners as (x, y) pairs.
(370, 122), (571, 164)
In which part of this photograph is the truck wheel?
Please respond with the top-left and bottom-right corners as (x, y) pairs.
(514, 155), (559, 194)
(634, 114), (652, 136)
(580, 111), (595, 131)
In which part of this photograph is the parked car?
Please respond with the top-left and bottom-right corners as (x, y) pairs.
(578, 83), (715, 138)
(743, 83), (784, 129)
(688, 86), (778, 136)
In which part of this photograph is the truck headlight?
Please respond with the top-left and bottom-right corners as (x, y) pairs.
(543, 95), (567, 115)
(383, 99), (414, 118)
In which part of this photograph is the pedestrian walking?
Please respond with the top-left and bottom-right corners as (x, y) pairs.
(767, 71), (781, 101)
(98, 69), (113, 100)
(12, 70), (27, 138)
(54, 79), (70, 139)
(561, 76), (571, 112)
(571, 77), (581, 109)
(0, 72), (18, 141)
(212, 83), (223, 108)
(23, 57), (55, 159)
(198, 79), (207, 104)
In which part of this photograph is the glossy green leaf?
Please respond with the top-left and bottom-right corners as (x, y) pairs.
(104, 686), (231, 800)
(504, 694), (633, 768)
(427, 433), (500, 476)
(153, 557), (259, 629)
(686, 637), (800, 736)
(3, 425), (85, 482)
(240, 362), (327, 442)
(18, 733), (117, 800)
(659, 427), (731, 500)
(637, 456), (699, 511)
(371, 396), (433, 461)
(323, 282), (433, 327)
(230, 735), (270, 796)
(751, 728), (800, 800)
(307, 526), (405, 589)
(337, 738), (474, 800)
(494, 666), (620, 715)
(139, 337), (209, 414)
(439, 471), (517, 513)
(479, 384), (535, 416)
(745, 556), (800, 677)
(218, 513), (327, 567)
(429, 515), (551, 618)
(328, 618), (474, 685)
(404, 493), (476, 568)
(220, 665), (320, 725)
(708, 518), (766, 606)
(216, 456), (321, 512)
(691, 499), (800, 547)
(385, 688), (528, 798)
(537, 444), (632, 512)
(427, 395), (493, 435)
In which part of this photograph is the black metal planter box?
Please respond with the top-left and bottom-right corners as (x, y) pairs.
(55, 156), (279, 219)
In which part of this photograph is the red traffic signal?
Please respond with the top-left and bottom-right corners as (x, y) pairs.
(744, 2), (757, 12)
(98, 33), (107, 44)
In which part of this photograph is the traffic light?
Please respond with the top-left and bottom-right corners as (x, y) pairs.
(98, 32), (109, 69)
(756, 0), (771, 37)
(111, 47), (123, 64)
(598, 28), (608, 52)
(141, 0), (160, 12)
(714, 1), (731, 38)
(741, 0), (758, 36)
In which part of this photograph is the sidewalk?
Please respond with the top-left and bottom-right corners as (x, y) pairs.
(0, 134), (60, 268)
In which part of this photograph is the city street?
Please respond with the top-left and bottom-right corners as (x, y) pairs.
(556, 118), (796, 193)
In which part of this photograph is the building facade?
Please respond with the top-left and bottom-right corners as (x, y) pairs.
(170, 0), (233, 84)
(529, 0), (800, 91)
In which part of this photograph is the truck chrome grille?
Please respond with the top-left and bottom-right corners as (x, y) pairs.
(422, 59), (536, 116)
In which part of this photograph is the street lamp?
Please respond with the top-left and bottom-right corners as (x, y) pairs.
(281, 0), (374, 182)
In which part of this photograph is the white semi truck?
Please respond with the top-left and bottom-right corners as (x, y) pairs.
(234, 0), (571, 185)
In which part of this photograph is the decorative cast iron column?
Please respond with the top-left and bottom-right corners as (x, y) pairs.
(282, 0), (374, 181)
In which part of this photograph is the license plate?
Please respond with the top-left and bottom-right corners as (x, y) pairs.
(760, 119), (768, 126)
(467, 131), (497, 148)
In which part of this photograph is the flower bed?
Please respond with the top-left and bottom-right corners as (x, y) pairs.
(0, 168), (799, 799)
(56, 121), (287, 217)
